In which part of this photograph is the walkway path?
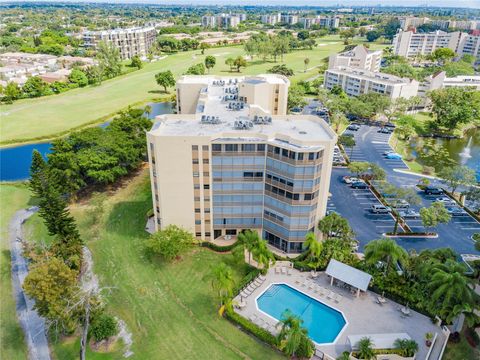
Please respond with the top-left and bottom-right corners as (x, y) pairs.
(10, 207), (51, 360)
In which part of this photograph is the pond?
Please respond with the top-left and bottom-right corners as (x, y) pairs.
(0, 102), (173, 182)
(405, 128), (480, 181)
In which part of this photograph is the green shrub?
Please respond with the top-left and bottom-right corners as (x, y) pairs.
(200, 241), (238, 253)
(224, 309), (278, 347)
(90, 313), (118, 342)
(233, 268), (261, 295)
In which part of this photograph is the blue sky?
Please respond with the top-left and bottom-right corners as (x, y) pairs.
(4, 0), (480, 8)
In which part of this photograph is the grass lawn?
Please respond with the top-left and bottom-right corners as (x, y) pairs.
(0, 36), (385, 145)
(443, 329), (480, 360)
(0, 183), (32, 360)
(19, 171), (284, 360)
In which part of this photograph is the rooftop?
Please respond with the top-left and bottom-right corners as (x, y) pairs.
(327, 66), (417, 85)
(149, 75), (335, 148)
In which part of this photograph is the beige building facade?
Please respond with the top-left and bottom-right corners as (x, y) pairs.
(324, 67), (419, 100)
(82, 26), (157, 60)
(328, 45), (382, 73)
(148, 75), (336, 254)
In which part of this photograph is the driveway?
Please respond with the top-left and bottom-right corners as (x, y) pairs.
(329, 124), (480, 255)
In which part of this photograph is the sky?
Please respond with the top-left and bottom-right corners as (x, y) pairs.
(3, 0), (480, 8)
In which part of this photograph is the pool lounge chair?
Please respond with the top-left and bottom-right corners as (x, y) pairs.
(287, 268), (292, 276)
(334, 294), (343, 303)
(275, 267), (280, 274)
(259, 274), (266, 281)
(281, 267), (287, 275)
(327, 291), (335, 300)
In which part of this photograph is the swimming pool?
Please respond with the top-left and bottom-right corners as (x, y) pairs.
(256, 283), (347, 344)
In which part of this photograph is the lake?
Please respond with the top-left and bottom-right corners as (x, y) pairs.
(0, 102), (173, 182)
(406, 128), (480, 181)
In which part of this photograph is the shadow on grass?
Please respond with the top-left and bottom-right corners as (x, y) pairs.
(106, 200), (151, 237)
(148, 90), (170, 95)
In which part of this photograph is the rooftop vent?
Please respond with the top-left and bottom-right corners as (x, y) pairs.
(252, 115), (272, 125)
(234, 119), (253, 130)
(201, 115), (221, 124)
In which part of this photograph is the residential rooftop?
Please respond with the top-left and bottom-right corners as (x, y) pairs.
(327, 66), (418, 85)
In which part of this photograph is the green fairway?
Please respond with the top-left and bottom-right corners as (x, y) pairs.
(19, 171), (284, 359)
(0, 183), (31, 360)
(0, 36), (384, 145)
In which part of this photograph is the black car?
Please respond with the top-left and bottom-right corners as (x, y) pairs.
(351, 181), (368, 189)
(424, 186), (444, 195)
(347, 124), (360, 131)
(385, 123), (396, 128)
(378, 127), (392, 134)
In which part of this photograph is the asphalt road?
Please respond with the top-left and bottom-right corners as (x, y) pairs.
(328, 124), (480, 255)
(10, 207), (51, 360)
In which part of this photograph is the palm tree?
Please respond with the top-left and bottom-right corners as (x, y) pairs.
(304, 232), (322, 271)
(364, 239), (408, 275)
(394, 338), (418, 357)
(210, 262), (235, 307)
(252, 239), (275, 270)
(277, 311), (309, 358)
(357, 337), (375, 360)
(238, 230), (259, 265)
(429, 261), (476, 322)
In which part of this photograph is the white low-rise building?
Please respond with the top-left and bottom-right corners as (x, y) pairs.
(324, 67), (419, 100)
(419, 71), (480, 96)
(328, 45), (382, 73)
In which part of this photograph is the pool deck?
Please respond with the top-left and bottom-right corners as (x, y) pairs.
(234, 266), (447, 359)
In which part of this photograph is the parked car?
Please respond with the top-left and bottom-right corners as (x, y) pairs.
(433, 197), (456, 205)
(399, 209), (420, 219)
(351, 181), (368, 189)
(342, 176), (360, 184)
(385, 153), (402, 160)
(378, 127), (393, 134)
(390, 200), (410, 209)
(424, 186), (444, 195)
(371, 204), (391, 214)
(385, 123), (396, 128)
(347, 124), (361, 131)
(446, 207), (467, 216)
(383, 150), (395, 156)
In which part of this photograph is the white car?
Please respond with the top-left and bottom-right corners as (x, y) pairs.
(434, 197), (456, 205)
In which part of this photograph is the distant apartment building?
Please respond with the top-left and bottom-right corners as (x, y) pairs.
(324, 67), (419, 100)
(261, 14), (281, 25)
(418, 71), (480, 96)
(392, 29), (480, 61)
(317, 16), (340, 29)
(280, 14), (299, 25)
(328, 45), (382, 73)
(400, 16), (479, 31)
(82, 26), (156, 60)
(147, 74), (336, 253)
(202, 14), (245, 29)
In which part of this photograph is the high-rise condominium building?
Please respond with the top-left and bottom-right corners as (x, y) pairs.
(82, 26), (156, 60)
(261, 14), (281, 25)
(392, 30), (480, 61)
(202, 14), (245, 28)
(324, 67), (419, 100)
(328, 45), (382, 73)
(147, 75), (336, 254)
(400, 16), (479, 31)
(280, 15), (299, 25)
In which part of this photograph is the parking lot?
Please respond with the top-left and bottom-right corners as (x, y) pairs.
(329, 123), (480, 255)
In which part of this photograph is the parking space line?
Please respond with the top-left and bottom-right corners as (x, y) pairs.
(461, 227), (480, 230)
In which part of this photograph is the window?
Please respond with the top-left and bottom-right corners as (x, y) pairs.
(257, 144), (265, 152)
(195, 220), (201, 225)
(212, 144), (222, 151)
(282, 148), (288, 157)
(298, 153), (304, 161)
(194, 197), (200, 201)
(195, 208), (201, 213)
(202, 145), (209, 151)
(244, 172), (254, 178)
(205, 209), (211, 213)
(225, 144), (238, 152)
(304, 193), (313, 201)
(204, 184), (210, 190)
(242, 144), (255, 152)
(205, 232), (211, 237)
(203, 172), (209, 176)
(205, 220), (211, 225)
(192, 159), (199, 164)
(293, 194), (300, 200)
(274, 147), (280, 154)
(192, 145), (198, 151)
(203, 159), (209, 164)
(196, 232), (202, 237)
(255, 172), (263, 178)
(194, 184), (200, 189)
(289, 151), (295, 159)
(308, 153), (315, 160)
(193, 172), (199, 177)
(150, 143), (154, 153)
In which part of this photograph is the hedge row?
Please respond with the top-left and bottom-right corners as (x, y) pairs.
(200, 241), (238, 252)
(233, 268), (261, 295)
(224, 309), (278, 347)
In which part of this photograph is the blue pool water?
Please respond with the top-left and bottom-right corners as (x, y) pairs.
(257, 283), (346, 344)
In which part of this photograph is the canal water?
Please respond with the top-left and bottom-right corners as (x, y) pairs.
(0, 102), (173, 182)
